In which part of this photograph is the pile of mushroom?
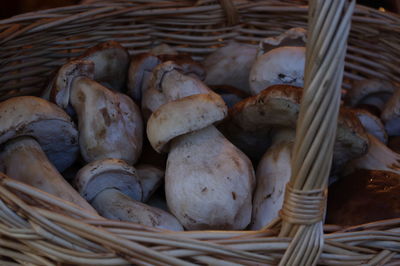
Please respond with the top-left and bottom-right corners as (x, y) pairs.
(2, 30), (399, 232)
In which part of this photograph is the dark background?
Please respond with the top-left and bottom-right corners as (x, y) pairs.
(1, 1), (400, 19)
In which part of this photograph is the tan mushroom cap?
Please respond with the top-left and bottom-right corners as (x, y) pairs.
(76, 158), (143, 202)
(147, 91), (227, 153)
(78, 41), (130, 91)
(0, 96), (79, 172)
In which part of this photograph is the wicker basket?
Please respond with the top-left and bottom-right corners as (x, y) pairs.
(0, 0), (399, 265)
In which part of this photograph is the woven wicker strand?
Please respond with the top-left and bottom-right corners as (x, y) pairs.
(0, 1), (400, 265)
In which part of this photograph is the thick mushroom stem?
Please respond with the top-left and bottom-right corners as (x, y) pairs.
(91, 188), (183, 231)
(348, 133), (400, 174)
(1, 137), (96, 213)
(70, 76), (143, 164)
(166, 125), (255, 230)
(251, 141), (292, 230)
(251, 128), (295, 230)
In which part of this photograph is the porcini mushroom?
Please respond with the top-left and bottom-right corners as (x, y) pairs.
(76, 159), (183, 231)
(146, 62), (255, 230)
(249, 46), (305, 96)
(203, 41), (258, 93)
(127, 53), (204, 103)
(78, 41), (130, 91)
(50, 60), (143, 164)
(346, 133), (400, 175)
(0, 96), (96, 213)
(225, 85), (368, 229)
(345, 79), (396, 116)
(249, 28), (307, 95)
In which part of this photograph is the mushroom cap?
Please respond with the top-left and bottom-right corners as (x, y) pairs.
(147, 91), (227, 153)
(327, 169), (400, 226)
(381, 87), (400, 136)
(76, 158), (143, 202)
(78, 41), (130, 91)
(249, 46), (305, 95)
(226, 85), (368, 171)
(352, 108), (387, 144)
(203, 41), (258, 93)
(0, 96), (79, 172)
(50, 60), (95, 109)
(345, 79), (396, 114)
(231, 84), (302, 131)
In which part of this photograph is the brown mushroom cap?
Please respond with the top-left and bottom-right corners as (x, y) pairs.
(76, 158), (143, 202)
(225, 85), (368, 171)
(147, 91), (227, 153)
(78, 41), (130, 91)
(326, 169), (400, 226)
(0, 96), (79, 172)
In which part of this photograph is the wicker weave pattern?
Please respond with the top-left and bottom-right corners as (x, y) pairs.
(0, 0), (400, 100)
(0, 1), (400, 265)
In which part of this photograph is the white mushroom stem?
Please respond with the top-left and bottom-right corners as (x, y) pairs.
(1, 137), (96, 213)
(349, 133), (400, 174)
(251, 141), (293, 230)
(166, 125), (255, 230)
(157, 69), (209, 101)
(70, 76), (143, 164)
(251, 128), (295, 230)
(91, 188), (183, 231)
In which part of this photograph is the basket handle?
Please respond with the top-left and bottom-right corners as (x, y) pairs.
(278, 0), (355, 265)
